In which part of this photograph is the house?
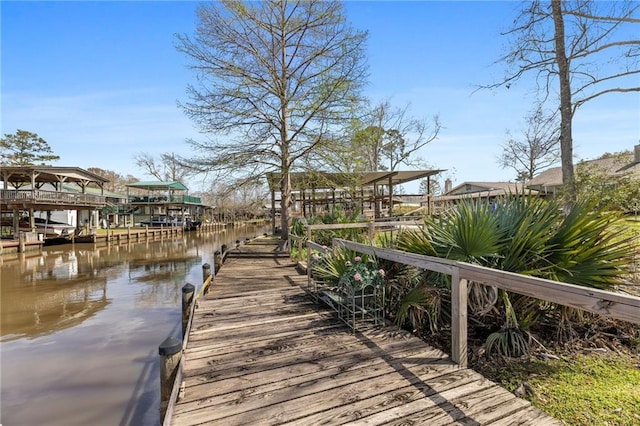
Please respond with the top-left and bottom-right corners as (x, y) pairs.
(430, 180), (536, 213)
(528, 144), (640, 196)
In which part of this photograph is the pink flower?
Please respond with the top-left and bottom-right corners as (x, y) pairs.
(312, 253), (320, 261)
(354, 256), (362, 262)
(353, 273), (362, 281)
(378, 269), (385, 277)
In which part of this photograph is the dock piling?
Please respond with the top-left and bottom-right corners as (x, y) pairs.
(158, 336), (182, 420)
(181, 283), (195, 337)
(202, 263), (211, 282)
(213, 250), (222, 274)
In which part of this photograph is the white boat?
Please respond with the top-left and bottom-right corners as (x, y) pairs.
(19, 217), (76, 239)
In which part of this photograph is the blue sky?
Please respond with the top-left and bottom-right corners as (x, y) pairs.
(2, 1), (638, 193)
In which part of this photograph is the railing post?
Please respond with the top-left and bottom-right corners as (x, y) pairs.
(451, 266), (468, 367)
(305, 226), (312, 265)
(158, 336), (182, 421)
(368, 222), (375, 243)
(181, 283), (195, 338)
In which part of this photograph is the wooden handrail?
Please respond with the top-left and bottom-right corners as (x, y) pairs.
(305, 220), (422, 231)
(316, 238), (640, 367)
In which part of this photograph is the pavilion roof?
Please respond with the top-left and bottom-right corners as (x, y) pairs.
(0, 166), (109, 185)
(265, 170), (444, 192)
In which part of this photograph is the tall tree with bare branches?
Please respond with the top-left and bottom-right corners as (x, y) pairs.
(499, 105), (560, 182)
(491, 0), (639, 203)
(134, 152), (192, 183)
(351, 100), (441, 172)
(175, 1), (367, 240)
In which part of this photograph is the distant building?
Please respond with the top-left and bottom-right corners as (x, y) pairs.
(430, 181), (535, 213)
(528, 144), (640, 196)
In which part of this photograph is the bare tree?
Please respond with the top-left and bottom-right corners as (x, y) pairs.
(491, 0), (639, 203)
(351, 100), (441, 172)
(175, 0), (367, 240)
(499, 105), (560, 182)
(134, 152), (192, 183)
(86, 167), (139, 194)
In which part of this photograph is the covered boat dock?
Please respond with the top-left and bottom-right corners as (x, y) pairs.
(0, 166), (109, 242)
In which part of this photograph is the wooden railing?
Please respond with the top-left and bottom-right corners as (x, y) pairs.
(0, 189), (106, 206)
(128, 195), (203, 204)
(307, 237), (640, 368)
(287, 219), (423, 265)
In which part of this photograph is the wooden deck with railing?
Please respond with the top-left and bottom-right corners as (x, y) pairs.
(167, 236), (564, 425)
(0, 188), (106, 207)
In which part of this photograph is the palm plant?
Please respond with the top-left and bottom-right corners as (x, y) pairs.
(395, 195), (635, 357)
(311, 247), (375, 288)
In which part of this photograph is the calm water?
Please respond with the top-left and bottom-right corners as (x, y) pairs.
(0, 224), (269, 426)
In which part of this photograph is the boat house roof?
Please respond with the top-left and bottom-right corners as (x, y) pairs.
(125, 181), (189, 191)
(1, 166), (109, 187)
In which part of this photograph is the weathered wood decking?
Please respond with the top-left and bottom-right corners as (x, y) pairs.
(171, 237), (559, 425)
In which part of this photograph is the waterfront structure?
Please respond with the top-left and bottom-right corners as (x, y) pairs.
(125, 181), (213, 229)
(0, 166), (109, 239)
(265, 169), (444, 231)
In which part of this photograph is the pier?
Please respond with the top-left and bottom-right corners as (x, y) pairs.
(167, 237), (559, 425)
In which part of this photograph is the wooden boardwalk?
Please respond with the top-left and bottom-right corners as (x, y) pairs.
(171, 237), (559, 425)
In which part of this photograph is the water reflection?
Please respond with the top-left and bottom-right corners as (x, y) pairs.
(1, 250), (109, 342)
(0, 237), (203, 342)
(0, 224), (269, 426)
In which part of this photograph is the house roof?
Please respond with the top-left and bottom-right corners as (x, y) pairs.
(435, 181), (535, 201)
(446, 181), (522, 196)
(0, 166), (109, 185)
(265, 169), (444, 192)
(528, 153), (640, 191)
(125, 181), (189, 191)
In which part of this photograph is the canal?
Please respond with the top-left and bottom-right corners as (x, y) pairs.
(0, 224), (270, 425)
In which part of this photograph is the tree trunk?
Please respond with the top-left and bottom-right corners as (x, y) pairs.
(552, 0), (576, 208)
(280, 168), (291, 241)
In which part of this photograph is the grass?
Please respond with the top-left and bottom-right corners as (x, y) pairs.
(477, 352), (640, 425)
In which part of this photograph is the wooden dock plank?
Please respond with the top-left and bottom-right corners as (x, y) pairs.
(171, 237), (560, 426)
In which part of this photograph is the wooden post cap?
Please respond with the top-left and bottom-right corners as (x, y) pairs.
(202, 263), (210, 270)
(182, 283), (195, 294)
(158, 337), (182, 356)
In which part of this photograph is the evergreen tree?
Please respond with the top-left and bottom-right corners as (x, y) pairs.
(0, 130), (60, 165)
